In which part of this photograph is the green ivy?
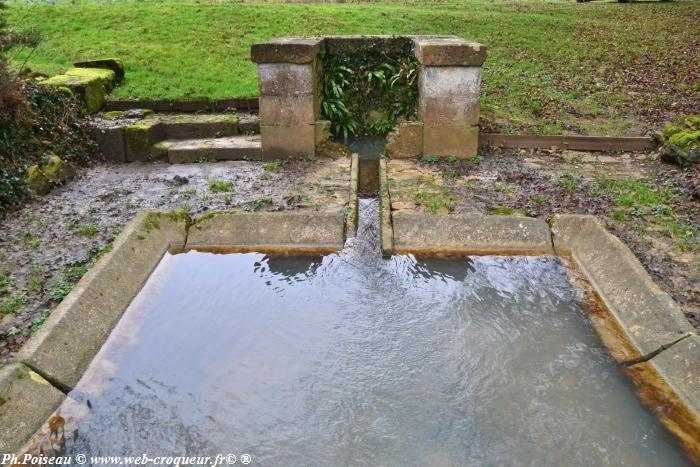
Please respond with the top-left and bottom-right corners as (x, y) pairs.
(0, 82), (97, 214)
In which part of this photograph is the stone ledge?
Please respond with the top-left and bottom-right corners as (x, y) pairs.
(414, 37), (487, 66)
(379, 158), (394, 258)
(550, 214), (694, 356)
(346, 154), (360, 237)
(251, 37), (325, 64)
(392, 213), (553, 254)
(186, 211), (346, 252)
(650, 335), (700, 447)
(14, 211), (188, 390)
(0, 363), (65, 455)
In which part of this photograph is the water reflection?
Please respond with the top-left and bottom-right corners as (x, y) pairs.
(51, 200), (691, 466)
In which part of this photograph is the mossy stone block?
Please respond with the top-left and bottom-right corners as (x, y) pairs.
(74, 58), (125, 82)
(26, 155), (76, 195)
(41, 68), (115, 113)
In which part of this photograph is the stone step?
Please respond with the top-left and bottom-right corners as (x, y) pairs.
(156, 135), (262, 163)
(91, 111), (260, 162)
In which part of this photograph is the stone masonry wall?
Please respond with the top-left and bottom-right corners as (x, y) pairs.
(251, 36), (486, 160)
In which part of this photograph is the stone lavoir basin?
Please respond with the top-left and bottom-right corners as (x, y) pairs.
(1, 35), (698, 466)
(1, 194), (697, 466)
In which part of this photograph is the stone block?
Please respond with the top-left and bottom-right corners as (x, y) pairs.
(257, 63), (317, 96)
(26, 154), (76, 195)
(423, 125), (479, 158)
(0, 363), (65, 455)
(315, 120), (331, 145)
(414, 37), (487, 66)
(259, 94), (318, 126)
(261, 124), (316, 159)
(385, 121), (424, 159)
(74, 58), (125, 82)
(187, 211), (346, 251)
(41, 68), (116, 113)
(89, 126), (127, 162)
(251, 37), (325, 64)
(419, 66), (482, 126)
(391, 212), (553, 255)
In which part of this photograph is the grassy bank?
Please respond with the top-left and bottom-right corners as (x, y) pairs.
(7, 0), (700, 134)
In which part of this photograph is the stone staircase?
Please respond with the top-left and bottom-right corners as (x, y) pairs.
(90, 111), (262, 163)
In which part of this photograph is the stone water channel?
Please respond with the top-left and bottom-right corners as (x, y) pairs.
(32, 151), (691, 466)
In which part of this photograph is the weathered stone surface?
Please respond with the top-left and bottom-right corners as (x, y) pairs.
(26, 155), (76, 195)
(315, 120), (331, 145)
(251, 37), (324, 64)
(0, 363), (64, 455)
(259, 94), (317, 126)
(325, 35), (413, 56)
(74, 58), (125, 82)
(41, 68), (115, 113)
(257, 63), (317, 96)
(414, 37), (487, 66)
(261, 124), (316, 159)
(423, 125), (479, 158)
(652, 335), (700, 423)
(379, 157), (394, 258)
(385, 121), (423, 159)
(89, 126), (126, 162)
(16, 211), (188, 390)
(124, 118), (164, 161)
(550, 215), (694, 355)
(159, 135), (262, 163)
(346, 153), (359, 236)
(187, 211), (345, 250)
(392, 212), (553, 254)
(158, 113), (240, 139)
(419, 66), (482, 125)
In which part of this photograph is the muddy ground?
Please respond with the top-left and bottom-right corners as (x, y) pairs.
(387, 148), (700, 331)
(0, 157), (351, 361)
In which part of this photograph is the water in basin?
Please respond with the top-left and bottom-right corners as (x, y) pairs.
(59, 201), (690, 466)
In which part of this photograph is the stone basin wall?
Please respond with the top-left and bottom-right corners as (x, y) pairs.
(251, 35), (487, 160)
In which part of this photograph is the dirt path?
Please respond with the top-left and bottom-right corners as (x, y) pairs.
(387, 148), (700, 331)
(0, 157), (351, 361)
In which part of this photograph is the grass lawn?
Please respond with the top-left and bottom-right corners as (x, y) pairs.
(6, 0), (700, 135)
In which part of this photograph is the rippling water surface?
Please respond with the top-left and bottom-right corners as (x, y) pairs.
(62, 200), (690, 466)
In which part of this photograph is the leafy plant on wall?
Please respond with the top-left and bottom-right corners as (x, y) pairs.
(320, 39), (419, 141)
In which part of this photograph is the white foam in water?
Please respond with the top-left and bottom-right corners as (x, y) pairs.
(58, 200), (691, 466)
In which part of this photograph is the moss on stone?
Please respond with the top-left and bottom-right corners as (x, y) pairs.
(74, 58), (125, 82)
(488, 207), (527, 216)
(125, 119), (160, 151)
(25, 155), (75, 195)
(102, 110), (129, 120)
(40, 68), (115, 113)
(668, 130), (700, 151)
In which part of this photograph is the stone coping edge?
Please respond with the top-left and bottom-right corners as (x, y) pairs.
(346, 154), (360, 238)
(391, 212), (554, 255)
(3, 211), (187, 453)
(379, 157), (394, 259)
(14, 211), (188, 391)
(0, 363), (65, 455)
(185, 211), (346, 251)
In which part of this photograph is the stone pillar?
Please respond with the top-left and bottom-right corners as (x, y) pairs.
(251, 37), (325, 159)
(414, 37), (486, 159)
